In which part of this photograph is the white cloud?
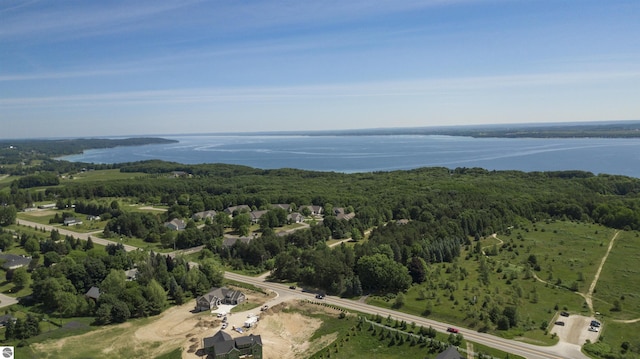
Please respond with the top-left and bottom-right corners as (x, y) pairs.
(3, 70), (638, 108)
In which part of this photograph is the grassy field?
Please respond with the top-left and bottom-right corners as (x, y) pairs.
(306, 309), (525, 359)
(592, 230), (640, 320)
(367, 220), (617, 344)
(61, 169), (148, 182)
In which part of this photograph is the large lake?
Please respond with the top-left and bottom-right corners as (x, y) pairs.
(61, 135), (640, 178)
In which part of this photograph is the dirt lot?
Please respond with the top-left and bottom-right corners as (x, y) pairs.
(550, 314), (600, 345)
(32, 289), (337, 359)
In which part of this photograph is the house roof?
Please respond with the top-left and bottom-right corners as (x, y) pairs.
(192, 210), (217, 220)
(236, 334), (262, 347)
(250, 210), (268, 221)
(435, 346), (463, 359)
(85, 286), (101, 299)
(198, 287), (243, 305)
(0, 314), (16, 325)
(272, 204), (291, 210)
(203, 331), (261, 356)
(204, 330), (233, 347)
(0, 253), (32, 270)
(224, 205), (251, 214)
(165, 218), (186, 230)
(336, 212), (355, 221)
(222, 236), (253, 247)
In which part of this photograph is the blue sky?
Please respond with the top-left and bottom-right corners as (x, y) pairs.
(1, 0), (639, 139)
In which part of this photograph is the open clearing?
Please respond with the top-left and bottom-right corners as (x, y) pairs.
(30, 295), (337, 359)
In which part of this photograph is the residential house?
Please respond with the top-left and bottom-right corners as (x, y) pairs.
(64, 217), (83, 226)
(396, 219), (410, 225)
(222, 236), (253, 248)
(0, 314), (16, 327)
(38, 203), (57, 209)
(224, 205), (251, 215)
(165, 218), (186, 231)
(299, 205), (323, 215)
(287, 212), (304, 224)
(0, 253), (32, 270)
(195, 287), (246, 312)
(334, 208), (355, 221)
(249, 210), (268, 224)
(192, 210), (217, 221)
(203, 330), (263, 359)
(125, 268), (139, 281)
(86, 215), (101, 221)
(271, 204), (292, 212)
(435, 346), (464, 359)
(85, 286), (101, 300)
(170, 171), (190, 178)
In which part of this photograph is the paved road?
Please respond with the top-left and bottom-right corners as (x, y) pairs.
(224, 272), (589, 359)
(16, 219), (139, 252)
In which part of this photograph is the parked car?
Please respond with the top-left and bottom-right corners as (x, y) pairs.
(222, 316), (227, 323)
(447, 327), (459, 333)
(590, 320), (601, 327)
(315, 294), (325, 299)
(261, 305), (269, 311)
(289, 285), (296, 290)
(560, 311), (570, 317)
(221, 323), (228, 329)
(588, 326), (600, 332)
(555, 321), (565, 326)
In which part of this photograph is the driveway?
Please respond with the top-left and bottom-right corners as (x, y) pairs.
(0, 293), (18, 308)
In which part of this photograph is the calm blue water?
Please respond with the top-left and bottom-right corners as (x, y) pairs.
(60, 135), (640, 178)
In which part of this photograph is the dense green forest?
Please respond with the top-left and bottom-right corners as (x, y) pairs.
(3, 157), (640, 357)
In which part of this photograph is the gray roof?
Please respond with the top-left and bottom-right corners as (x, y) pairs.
(203, 331), (262, 356)
(222, 236), (253, 248)
(85, 286), (101, 299)
(236, 334), (262, 347)
(203, 330), (233, 348)
(435, 346), (463, 359)
(0, 253), (32, 270)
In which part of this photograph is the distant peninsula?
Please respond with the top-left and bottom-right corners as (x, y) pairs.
(246, 120), (640, 139)
(0, 137), (177, 164)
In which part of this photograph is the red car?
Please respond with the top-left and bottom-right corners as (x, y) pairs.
(447, 327), (459, 333)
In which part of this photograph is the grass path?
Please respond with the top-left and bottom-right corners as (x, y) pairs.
(528, 231), (620, 316)
(585, 230), (619, 315)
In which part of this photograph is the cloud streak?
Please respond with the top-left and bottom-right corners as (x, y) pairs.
(0, 0), (486, 41)
(3, 70), (638, 108)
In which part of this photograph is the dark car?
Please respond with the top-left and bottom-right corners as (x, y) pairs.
(315, 294), (325, 299)
(560, 311), (570, 317)
(446, 327), (459, 333)
(289, 285), (296, 290)
(591, 320), (601, 327)
(555, 321), (565, 326)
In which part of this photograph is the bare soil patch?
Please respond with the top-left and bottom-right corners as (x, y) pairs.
(31, 288), (336, 359)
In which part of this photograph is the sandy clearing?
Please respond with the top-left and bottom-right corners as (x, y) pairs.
(31, 289), (339, 359)
(183, 301), (342, 359)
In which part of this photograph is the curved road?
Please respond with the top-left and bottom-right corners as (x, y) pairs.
(15, 218), (588, 358)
